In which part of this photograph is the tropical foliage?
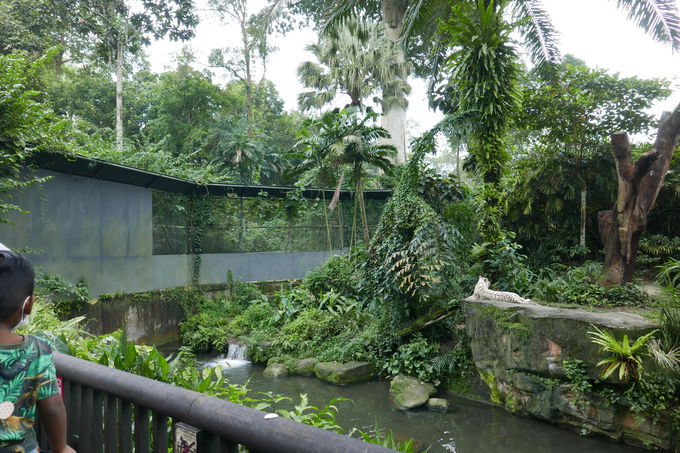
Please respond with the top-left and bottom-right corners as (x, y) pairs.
(589, 326), (657, 381)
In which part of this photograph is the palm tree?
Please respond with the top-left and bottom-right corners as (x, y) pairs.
(324, 0), (680, 64)
(441, 0), (522, 239)
(297, 20), (411, 161)
(209, 115), (285, 184)
(290, 108), (396, 245)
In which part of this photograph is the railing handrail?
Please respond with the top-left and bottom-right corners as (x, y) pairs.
(54, 352), (394, 453)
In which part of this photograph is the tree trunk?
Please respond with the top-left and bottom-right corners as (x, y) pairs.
(579, 183), (587, 249)
(55, 46), (65, 78)
(115, 38), (124, 153)
(355, 163), (370, 244)
(599, 103), (680, 288)
(321, 190), (332, 250)
(328, 173), (344, 211)
(240, 1), (254, 142)
(456, 141), (461, 181)
(380, 0), (409, 163)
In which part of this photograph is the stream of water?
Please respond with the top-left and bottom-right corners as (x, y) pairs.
(201, 350), (645, 453)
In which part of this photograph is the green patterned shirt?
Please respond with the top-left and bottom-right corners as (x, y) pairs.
(0, 335), (59, 452)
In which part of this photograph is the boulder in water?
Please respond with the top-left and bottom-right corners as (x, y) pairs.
(294, 358), (318, 376)
(263, 363), (288, 377)
(427, 397), (449, 412)
(267, 356), (284, 367)
(314, 361), (375, 384)
(389, 375), (436, 410)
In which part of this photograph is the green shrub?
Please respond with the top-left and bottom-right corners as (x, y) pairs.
(228, 301), (277, 336)
(302, 254), (356, 296)
(180, 311), (230, 353)
(471, 233), (534, 294)
(225, 272), (265, 305)
(36, 274), (89, 317)
(530, 262), (650, 307)
(381, 334), (440, 383)
(562, 359), (592, 393)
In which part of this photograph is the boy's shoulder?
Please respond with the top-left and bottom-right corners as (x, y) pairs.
(25, 334), (54, 355)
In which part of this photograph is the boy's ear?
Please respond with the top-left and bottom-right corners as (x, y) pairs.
(25, 295), (35, 315)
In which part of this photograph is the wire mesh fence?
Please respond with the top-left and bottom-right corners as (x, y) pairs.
(152, 191), (386, 255)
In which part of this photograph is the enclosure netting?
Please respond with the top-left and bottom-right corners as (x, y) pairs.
(152, 191), (386, 255)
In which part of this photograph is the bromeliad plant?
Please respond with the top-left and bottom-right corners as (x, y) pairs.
(589, 326), (658, 382)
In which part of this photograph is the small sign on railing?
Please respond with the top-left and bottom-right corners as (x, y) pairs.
(174, 423), (199, 453)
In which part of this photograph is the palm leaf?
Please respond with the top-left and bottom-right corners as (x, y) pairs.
(510, 0), (561, 65)
(322, 0), (366, 32)
(401, 0), (452, 46)
(614, 0), (680, 51)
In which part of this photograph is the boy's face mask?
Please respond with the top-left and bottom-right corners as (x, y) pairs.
(11, 296), (31, 331)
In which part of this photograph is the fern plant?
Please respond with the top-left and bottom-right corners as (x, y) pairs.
(657, 258), (680, 298)
(588, 326), (657, 381)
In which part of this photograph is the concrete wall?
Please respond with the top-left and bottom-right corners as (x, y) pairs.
(0, 171), (338, 296)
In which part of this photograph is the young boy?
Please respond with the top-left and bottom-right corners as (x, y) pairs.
(0, 245), (75, 453)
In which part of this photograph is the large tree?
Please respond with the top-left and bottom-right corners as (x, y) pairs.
(297, 20), (411, 161)
(599, 104), (680, 288)
(0, 54), (72, 223)
(513, 56), (671, 249)
(291, 108), (395, 244)
(281, 0), (680, 161)
(441, 0), (522, 239)
(209, 0), (275, 143)
(81, 0), (197, 151)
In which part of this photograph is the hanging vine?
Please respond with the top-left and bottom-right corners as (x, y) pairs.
(187, 194), (213, 286)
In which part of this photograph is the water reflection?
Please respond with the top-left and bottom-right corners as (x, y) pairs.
(203, 360), (645, 453)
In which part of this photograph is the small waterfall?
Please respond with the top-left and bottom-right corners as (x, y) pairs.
(226, 343), (248, 361)
(204, 343), (250, 369)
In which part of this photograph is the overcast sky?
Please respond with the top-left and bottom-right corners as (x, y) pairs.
(145, 0), (680, 139)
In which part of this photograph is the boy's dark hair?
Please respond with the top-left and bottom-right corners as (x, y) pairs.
(0, 250), (35, 320)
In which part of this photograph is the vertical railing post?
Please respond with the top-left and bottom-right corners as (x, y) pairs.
(81, 386), (93, 451)
(105, 395), (118, 453)
(68, 381), (82, 450)
(93, 390), (104, 451)
(152, 413), (169, 453)
(135, 406), (151, 453)
(119, 400), (132, 453)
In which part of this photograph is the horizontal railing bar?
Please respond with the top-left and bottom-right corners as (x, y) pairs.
(54, 353), (392, 453)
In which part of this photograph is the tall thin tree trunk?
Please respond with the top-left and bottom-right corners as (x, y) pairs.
(599, 103), (680, 288)
(456, 141), (461, 181)
(328, 173), (345, 211)
(380, 0), (408, 163)
(338, 200), (344, 249)
(115, 38), (124, 153)
(239, 2), (254, 142)
(351, 193), (358, 250)
(321, 191), (332, 250)
(355, 163), (370, 244)
(580, 185), (587, 248)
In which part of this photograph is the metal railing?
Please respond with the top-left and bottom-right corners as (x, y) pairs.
(45, 352), (392, 453)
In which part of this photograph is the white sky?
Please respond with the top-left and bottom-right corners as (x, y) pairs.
(145, 0), (680, 138)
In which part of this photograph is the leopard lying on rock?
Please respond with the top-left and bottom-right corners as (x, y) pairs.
(470, 276), (534, 304)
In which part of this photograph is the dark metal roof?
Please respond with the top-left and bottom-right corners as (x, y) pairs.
(31, 153), (392, 201)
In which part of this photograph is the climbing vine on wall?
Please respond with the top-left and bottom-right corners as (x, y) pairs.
(187, 194), (213, 285)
